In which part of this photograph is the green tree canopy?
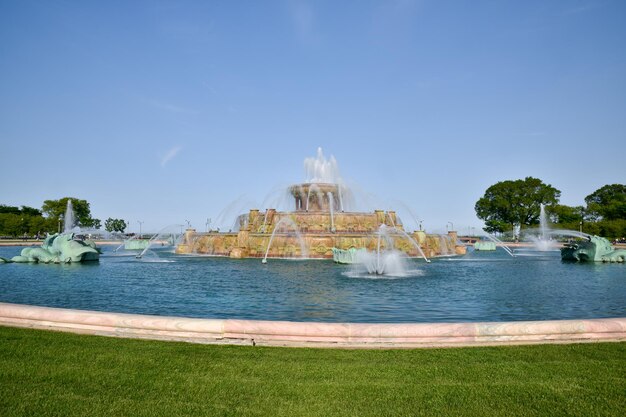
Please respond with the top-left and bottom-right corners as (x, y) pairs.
(0, 214), (25, 236)
(584, 184), (626, 221)
(20, 206), (42, 216)
(0, 205), (21, 215)
(104, 218), (127, 233)
(547, 204), (584, 225)
(41, 197), (95, 228)
(475, 177), (561, 233)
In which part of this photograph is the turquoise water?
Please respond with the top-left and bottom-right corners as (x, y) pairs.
(0, 245), (624, 323)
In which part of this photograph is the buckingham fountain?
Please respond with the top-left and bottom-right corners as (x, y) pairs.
(0, 150), (624, 348)
(176, 149), (466, 261)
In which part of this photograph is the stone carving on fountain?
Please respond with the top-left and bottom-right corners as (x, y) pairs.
(3, 233), (100, 264)
(561, 235), (626, 263)
(0, 199), (100, 264)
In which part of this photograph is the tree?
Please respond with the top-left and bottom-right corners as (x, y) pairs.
(26, 215), (53, 235)
(584, 184), (626, 221)
(0, 204), (59, 236)
(0, 205), (21, 215)
(475, 177), (561, 233)
(0, 214), (25, 237)
(20, 206), (42, 216)
(80, 217), (102, 229)
(41, 197), (95, 228)
(547, 204), (584, 224)
(105, 218), (127, 233)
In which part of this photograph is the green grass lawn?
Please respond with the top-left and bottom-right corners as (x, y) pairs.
(0, 326), (624, 416)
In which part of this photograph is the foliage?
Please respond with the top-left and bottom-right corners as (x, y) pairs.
(579, 219), (626, 239)
(90, 218), (102, 230)
(0, 214), (25, 236)
(42, 197), (95, 228)
(104, 218), (127, 233)
(0, 198), (99, 236)
(0, 326), (624, 417)
(0, 213), (57, 237)
(476, 180), (626, 239)
(80, 217), (102, 229)
(475, 177), (561, 233)
(546, 185), (626, 238)
(0, 205), (21, 215)
(0, 205), (50, 237)
(19, 206), (42, 216)
(584, 184), (626, 221)
(0, 205), (41, 216)
(547, 204), (584, 225)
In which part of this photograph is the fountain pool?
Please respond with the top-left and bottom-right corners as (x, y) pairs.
(1, 245), (623, 324)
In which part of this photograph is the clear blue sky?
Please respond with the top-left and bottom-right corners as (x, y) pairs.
(1, 0), (625, 234)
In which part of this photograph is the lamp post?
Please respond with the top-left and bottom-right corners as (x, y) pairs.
(447, 221), (454, 231)
(58, 214), (64, 234)
(137, 221), (144, 239)
(579, 207), (585, 234)
(206, 218), (211, 233)
(419, 220), (423, 231)
(185, 219), (191, 229)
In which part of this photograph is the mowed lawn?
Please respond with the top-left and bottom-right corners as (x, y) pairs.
(0, 326), (624, 416)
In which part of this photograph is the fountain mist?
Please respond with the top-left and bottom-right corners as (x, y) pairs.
(350, 225), (428, 277)
(262, 217), (309, 263)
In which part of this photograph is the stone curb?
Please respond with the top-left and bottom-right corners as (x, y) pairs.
(1, 302), (624, 348)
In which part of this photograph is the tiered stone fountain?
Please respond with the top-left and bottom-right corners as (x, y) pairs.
(176, 150), (465, 260)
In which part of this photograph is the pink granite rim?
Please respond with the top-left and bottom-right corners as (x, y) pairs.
(1, 302), (624, 348)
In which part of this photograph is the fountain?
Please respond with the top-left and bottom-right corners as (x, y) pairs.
(528, 204), (559, 251)
(261, 217), (308, 263)
(115, 234), (151, 251)
(176, 148), (466, 261)
(481, 203), (623, 262)
(135, 225), (183, 259)
(0, 199), (100, 264)
(477, 233), (515, 256)
(561, 235), (626, 263)
(346, 225), (427, 277)
(63, 199), (76, 233)
(328, 191), (336, 232)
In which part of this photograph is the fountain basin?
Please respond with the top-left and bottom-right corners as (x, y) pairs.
(1, 302), (624, 348)
(2, 245), (623, 324)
